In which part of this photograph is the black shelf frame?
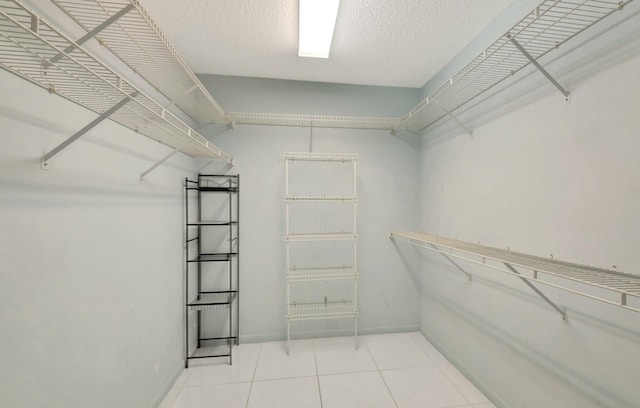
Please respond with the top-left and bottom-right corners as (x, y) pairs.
(184, 174), (240, 367)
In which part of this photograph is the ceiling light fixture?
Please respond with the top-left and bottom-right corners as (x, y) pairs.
(298, 0), (341, 58)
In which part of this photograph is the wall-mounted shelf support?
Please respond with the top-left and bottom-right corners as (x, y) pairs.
(503, 262), (567, 321)
(45, 3), (134, 68)
(41, 91), (137, 169)
(139, 139), (192, 181)
(430, 243), (472, 281)
(434, 101), (473, 137)
(506, 33), (570, 102)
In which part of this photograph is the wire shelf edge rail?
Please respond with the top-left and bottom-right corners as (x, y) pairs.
(225, 112), (401, 130)
(0, 0), (232, 162)
(390, 231), (640, 315)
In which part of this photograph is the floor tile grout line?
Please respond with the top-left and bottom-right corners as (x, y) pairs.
(252, 374), (318, 382)
(362, 335), (400, 408)
(245, 343), (264, 408)
(315, 369), (380, 378)
(312, 339), (324, 408)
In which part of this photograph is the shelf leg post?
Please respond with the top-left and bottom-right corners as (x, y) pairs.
(286, 322), (290, 356)
(184, 178), (189, 368)
(41, 92), (137, 168)
(504, 262), (567, 321)
(354, 317), (358, 351)
(45, 3), (134, 68)
(506, 33), (570, 102)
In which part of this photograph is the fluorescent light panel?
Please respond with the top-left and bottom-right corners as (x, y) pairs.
(298, 0), (340, 58)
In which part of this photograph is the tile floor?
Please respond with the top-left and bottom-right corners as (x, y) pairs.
(159, 332), (495, 408)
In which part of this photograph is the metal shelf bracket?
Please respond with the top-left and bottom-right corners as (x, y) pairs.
(503, 262), (567, 322)
(506, 33), (570, 102)
(41, 92), (138, 169)
(45, 3), (134, 68)
(139, 139), (193, 181)
(434, 100), (473, 137)
(430, 243), (473, 281)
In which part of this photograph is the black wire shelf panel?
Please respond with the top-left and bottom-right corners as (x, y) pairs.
(188, 292), (237, 311)
(188, 253), (237, 262)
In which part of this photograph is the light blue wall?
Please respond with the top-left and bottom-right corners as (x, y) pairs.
(205, 125), (420, 342)
(198, 77), (422, 342)
(414, 45), (640, 408)
(0, 69), (194, 408)
(199, 74), (421, 117)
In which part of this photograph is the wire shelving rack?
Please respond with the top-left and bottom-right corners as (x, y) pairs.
(284, 152), (359, 352)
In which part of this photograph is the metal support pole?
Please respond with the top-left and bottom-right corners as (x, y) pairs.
(286, 321), (290, 356)
(46, 4), (134, 67)
(430, 243), (472, 281)
(354, 316), (358, 350)
(506, 33), (570, 101)
(504, 262), (567, 321)
(41, 92), (137, 168)
(139, 139), (192, 181)
(236, 175), (240, 346)
(184, 178), (190, 368)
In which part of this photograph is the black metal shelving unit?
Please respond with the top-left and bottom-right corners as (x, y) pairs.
(184, 174), (239, 367)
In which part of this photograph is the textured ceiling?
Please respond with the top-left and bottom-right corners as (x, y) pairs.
(137, 0), (514, 88)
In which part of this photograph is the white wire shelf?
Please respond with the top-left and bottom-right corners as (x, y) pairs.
(50, 0), (227, 124)
(188, 292), (237, 311)
(285, 195), (357, 202)
(396, 0), (632, 133)
(227, 112), (399, 130)
(0, 0), (231, 161)
(286, 300), (357, 321)
(284, 152), (358, 162)
(285, 233), (357, 242)
(286, 267), (357, 282)
(391, 231), (640, 314)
